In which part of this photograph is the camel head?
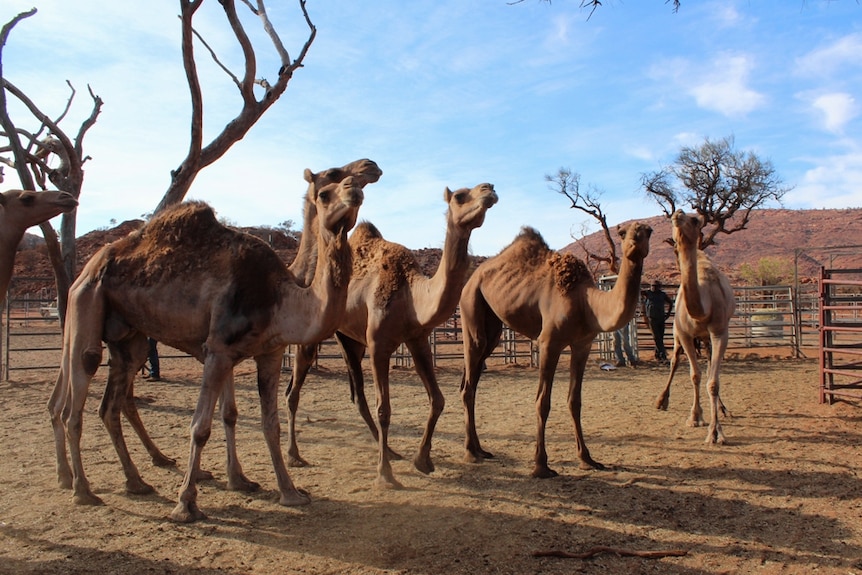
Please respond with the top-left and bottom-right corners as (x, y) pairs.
(0, 189), (78, 237)
(617, 221), (652, 262)
(315, 176), (364, 237)
(444, 182), (498, 233)
(303, 158), (382, 194)
(671, 209), (704, 250)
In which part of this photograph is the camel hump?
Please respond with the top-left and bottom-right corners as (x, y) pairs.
(144, 201), (223, 246)
(547, 252), (591, 293)
(351, 221), (384, 244)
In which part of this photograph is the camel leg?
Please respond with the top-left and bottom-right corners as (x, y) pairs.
(101, 336), (156, 495)
(678, 334), (705, 428)
(59, 281), (107, 505)
(220, 372), (259, 492)
(336, 333), (403, 461)
(49, 352), (73, 490)
(285, 343), (317, 467)
(255, 350), (311, 507)
(121, 375), (176, 468)
(368, 340), (403, 489)
(704, 334), (730, 445)
(532, 338), (563, 479)
(566, 345), (604, 471)
(171, 351), (232, 523)
(405, 338), (444, 475)
(460, 292), (502, 463)
(655, 334), (685, 411)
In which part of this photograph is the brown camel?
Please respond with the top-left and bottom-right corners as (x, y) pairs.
(102, 159), (382, 481)
(48, 175), (363, 522)
(0, 189), (78, 305)
(459, 222), (652, 478)
(286, 183), (498, 488)
(655, 210), (735, 444)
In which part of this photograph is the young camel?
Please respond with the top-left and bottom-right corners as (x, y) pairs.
(655, 210), (735, 444)
(286, 183), (498, 488)
(49, 176), (363, 522)
(101, 159), (382, 482)
(0, 189), (78, 305)
(459, 222), (652, 478)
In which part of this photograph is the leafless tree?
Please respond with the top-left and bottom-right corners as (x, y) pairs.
(1, 1), (317, 322)
(546, 167), (621, 274)
(1, 9), (103, 321)
(154, 0), (316, 212)
(641, 135), (790, 250)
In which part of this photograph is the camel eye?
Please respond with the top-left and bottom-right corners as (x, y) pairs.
(20, 194), (35, 206)
(318, 190), (331, 203)
(453, 192), (468, 205)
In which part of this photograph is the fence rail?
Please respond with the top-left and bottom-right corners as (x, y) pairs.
(818, 267), (862, 404)
(3, 280), (826, 380)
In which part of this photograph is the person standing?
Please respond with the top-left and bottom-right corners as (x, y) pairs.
(641, 280), (673, 364)
(613, 322), (638, 367)
(146, 337), (161, 381)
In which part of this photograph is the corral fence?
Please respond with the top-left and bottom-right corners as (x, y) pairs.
(3, 276), (821, 381)
(818, 266), (862, 404)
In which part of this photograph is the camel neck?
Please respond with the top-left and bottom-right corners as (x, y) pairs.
(678, 243), (707, 319)
(421, 220), (472, 326)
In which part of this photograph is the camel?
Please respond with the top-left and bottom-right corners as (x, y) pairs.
(0, 189), (78, 305)
(459, 222), (652, 478)
(286, 183), (498, 488)
(48, 175), (364, 522)
(100, 159), (382, 481)
(655, 210), (735, 444)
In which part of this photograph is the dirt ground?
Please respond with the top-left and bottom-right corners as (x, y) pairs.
(1, 347), (861, 575)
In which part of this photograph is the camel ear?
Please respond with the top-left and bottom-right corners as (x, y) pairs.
(444, 187), (453, 203)
(303, 168), (314, 183)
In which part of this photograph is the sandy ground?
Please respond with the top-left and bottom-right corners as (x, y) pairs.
(1, 350), (861, 575)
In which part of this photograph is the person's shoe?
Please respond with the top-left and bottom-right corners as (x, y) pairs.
(145, 374), (161, 381)
(615, 360), (627, 368)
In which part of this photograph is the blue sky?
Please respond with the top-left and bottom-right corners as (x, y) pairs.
(3, 1), (860, 256)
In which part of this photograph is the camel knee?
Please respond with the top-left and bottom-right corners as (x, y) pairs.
(190, 423), (212, 447)
(82, 349), (102, 376)
(221, 404), (238, 427)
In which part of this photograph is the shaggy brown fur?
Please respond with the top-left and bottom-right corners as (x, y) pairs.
(49, 175), (365, 523)
(459, 221), (652, 478)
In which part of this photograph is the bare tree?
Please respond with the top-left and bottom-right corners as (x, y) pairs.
(1, 9), (103, 321)
(546, 167), (621, 274)
(154, 0), (316, 212)
(641, 135), (790, 250)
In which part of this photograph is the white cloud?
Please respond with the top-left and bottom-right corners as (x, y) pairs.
(811, 93), (858, 134)
(788, 149), (862, 209)
(795, 33), (862, 77)
(688, 54), (766, 117)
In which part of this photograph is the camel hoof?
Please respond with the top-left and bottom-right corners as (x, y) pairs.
(580, 459), (605, 471)
(687, 419), (705, 428)
(151, 454), (177, 468)
(413, 454), (434, 475)
(125, 479), (156, 495)
(279, 489), (312, 507)
(194, 468), (215, 481)
(464, 447), (494, 463)
(73, 491), (105, 506)
(170, 502), (207, 523)
(387, 447), (404, 461)
(227, 475), (261, 493)
(373, 475), (404, 490)
(287, 454), (310, 468)
(531, 466), (559, 479)
(655, 396), (669, 411)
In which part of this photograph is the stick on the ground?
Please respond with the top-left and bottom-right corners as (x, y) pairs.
(533, 546), (688, 560)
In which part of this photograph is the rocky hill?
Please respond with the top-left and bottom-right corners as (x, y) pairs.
(10, 207), (861, 298)
(563, 208), (862, 285)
